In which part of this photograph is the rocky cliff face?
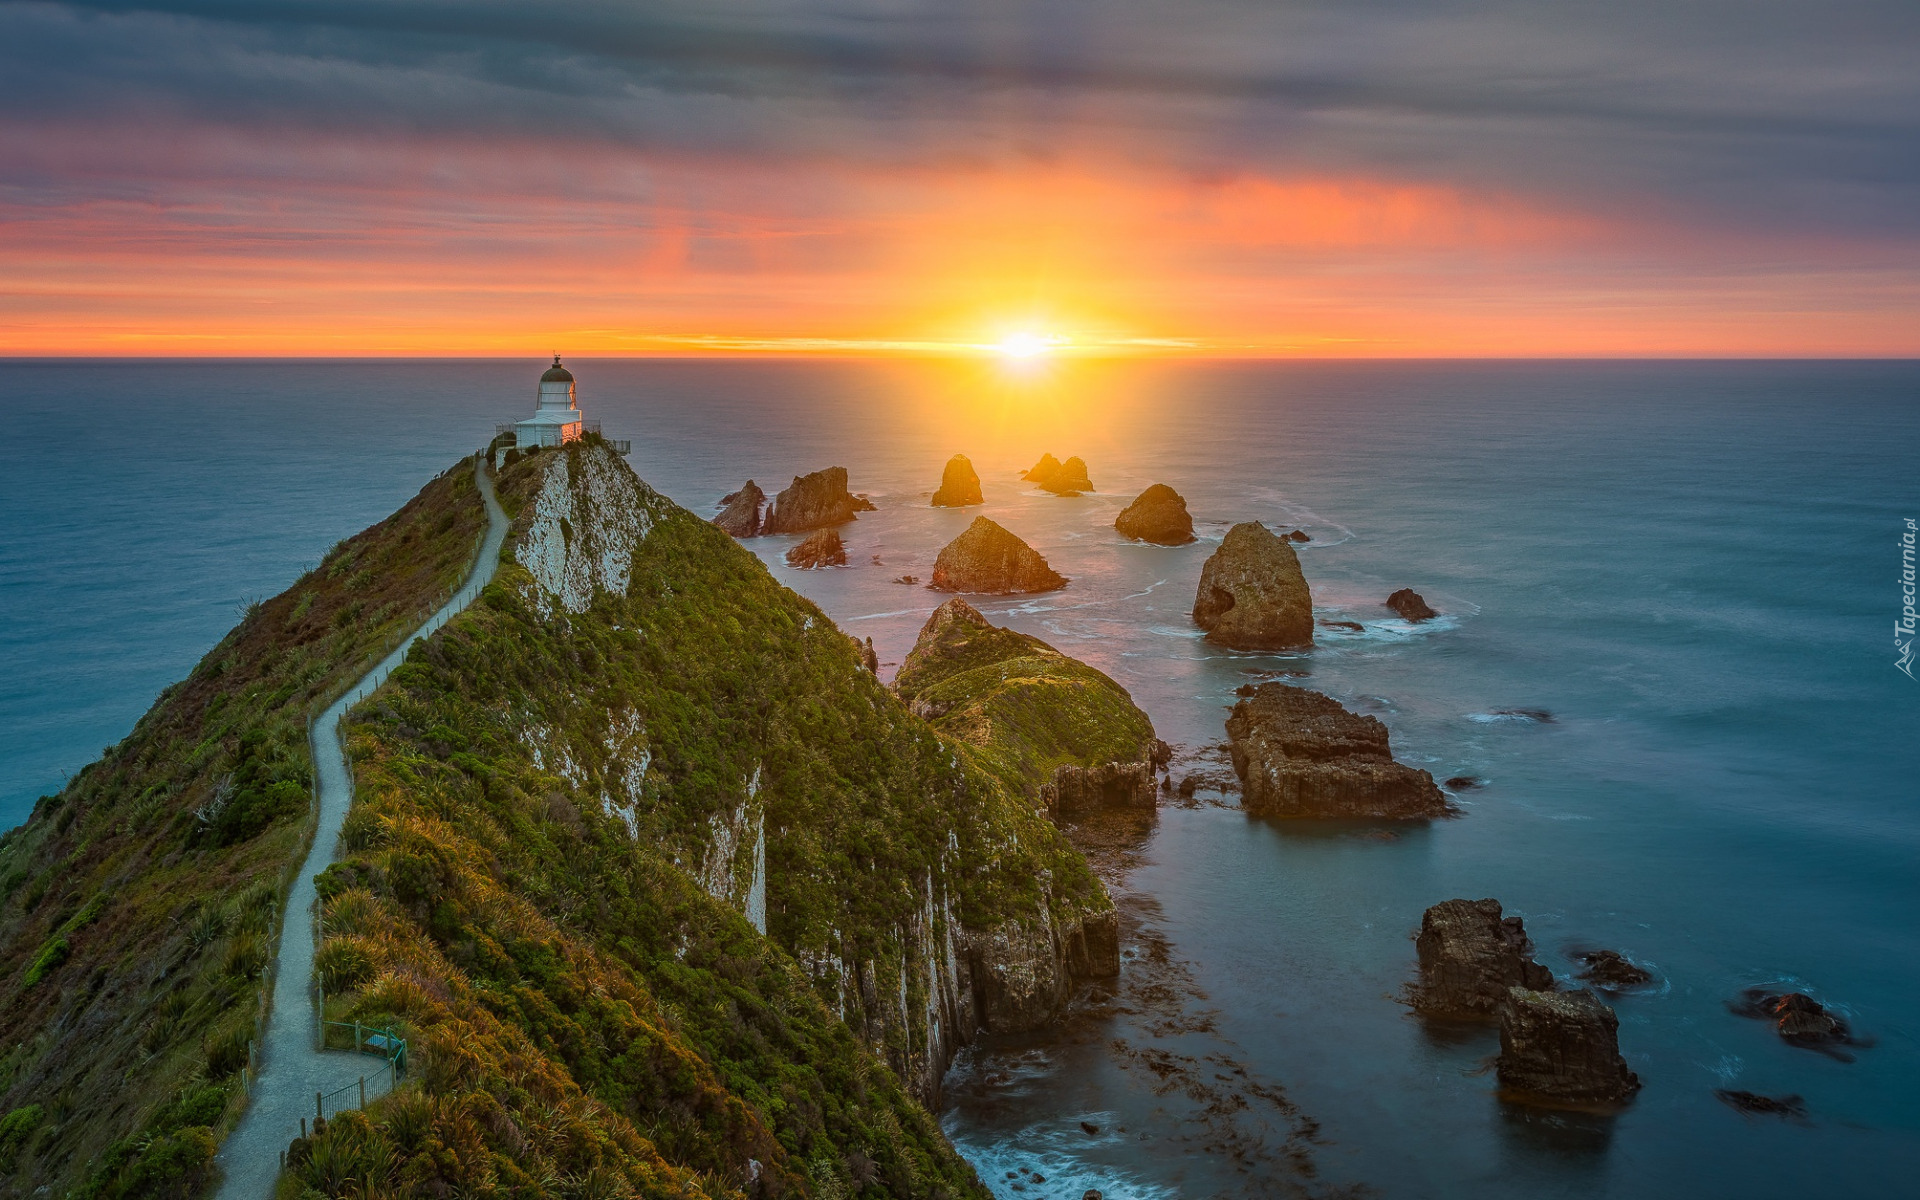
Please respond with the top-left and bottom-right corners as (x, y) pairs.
(436, 444), (1118, 1128)
(1497, 988), (1642, 1106)
(713, 479), (767, 536)
(1226, 683), (1450, 819)
(761, 466), (876, 534)
(1412, 898), (1554, 1017)
(1192, 521), (1314, 649)
(931, 454), (984, 507)
(1114, 483), (1196, 545)
(930, 516), (1068, 593)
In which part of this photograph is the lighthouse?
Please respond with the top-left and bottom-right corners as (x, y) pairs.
(512, 355), (585, 450)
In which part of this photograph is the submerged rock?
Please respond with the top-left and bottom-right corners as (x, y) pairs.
(785, 528), (847, 569)
(1444, 775), (1484, 790)
(1716, 1090), (1807, 1119)
(1024, 453), (1094, 495)
(761, 466), (877, 535)
(1497, 987), (1642, 1107)
(1226, 684), (1449, 819)
(1386, 588), (1438, 621)
(1413, 898), (1553, 1018)
(1575, 950), (1654, 989)
(1283, 529), (1311, 542)
(1114, 484), (1196, 545)
(892, 574), (919, 585)
(1192, 522), (1314, 650)
(931, 517), (1068, 593)
(712, 480), (766, 537)
(931, 453), (984, 507)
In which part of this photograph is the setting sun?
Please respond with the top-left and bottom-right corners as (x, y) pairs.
(994, 331), (1064, 359)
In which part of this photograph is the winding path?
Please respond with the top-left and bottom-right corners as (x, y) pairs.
(214, 455), (509, 1199)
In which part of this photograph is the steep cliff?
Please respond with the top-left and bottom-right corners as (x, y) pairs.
(0, 462), (490, 1200)
(0, 441), (1124, 1200)
(292, 442), (1117, 1195)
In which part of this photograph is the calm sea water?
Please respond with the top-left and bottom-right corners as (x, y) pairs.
(2, 359), (1915, 1197)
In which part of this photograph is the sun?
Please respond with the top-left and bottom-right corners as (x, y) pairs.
(994, 330), (1062, 359)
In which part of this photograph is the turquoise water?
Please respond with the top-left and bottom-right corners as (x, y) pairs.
(2, 359), (1915, 1196)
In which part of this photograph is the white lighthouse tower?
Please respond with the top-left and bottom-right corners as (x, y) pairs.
(512, 355), (585, 450)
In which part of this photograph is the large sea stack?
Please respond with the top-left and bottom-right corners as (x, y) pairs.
(931, 453), (984, 507)
(1226, 683), (1450, 819)
(712, 480), (766, 537)
(931, 517), (1068, 593)
(1192, 521), (1313, 649)
(896, 597), (1162, 821)
(760, 466), (877, 535)
(784, 528), (847, 568)
(1114, 484), (1196, 545)
(1497, 987), (1642, 1107)
(1412, 898), (1554, 1017)
(1023, 453), (1094, 495)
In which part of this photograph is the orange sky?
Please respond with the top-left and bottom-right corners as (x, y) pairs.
(4, 0), (1918, 358)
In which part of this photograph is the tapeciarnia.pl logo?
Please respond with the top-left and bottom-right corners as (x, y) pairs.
(1900, 518), (1917, 679)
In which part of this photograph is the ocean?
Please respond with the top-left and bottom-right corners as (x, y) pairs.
(2, 358), (1914, 1197)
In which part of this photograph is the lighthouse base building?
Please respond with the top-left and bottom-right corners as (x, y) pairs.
(496, 356), (627, 456)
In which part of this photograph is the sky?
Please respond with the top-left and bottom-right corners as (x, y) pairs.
(3, 0), (1918, 356)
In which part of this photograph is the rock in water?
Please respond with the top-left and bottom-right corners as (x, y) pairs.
(1716, 1090), (1807, 1119)
(1730, 989), (1854, 1049)
(1497, 987), (1642, 1106)
(712, 480), (766, 537)
(931, 517), (1068, 593)
(784, 528), (847, 568)
(1386, 588), (1438, 621)
(1575, 949), (1654, 989)
(1114, 484), (1196, 545)
(931, 453), (984, 506)
(761, 466), (877, 534)
(1413, 898), (1554, 1017)
(1226, 684), (1449, 819)
(1023, 453), (1094, 495)
(1191, 522), (1314, 649)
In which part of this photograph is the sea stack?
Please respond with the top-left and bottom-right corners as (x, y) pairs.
(930, 517), (1068, 594)
(1226, 684), (1450, 819)
(1191, 522), (1313, 649)
(931, 454), (984, 507)
(1497, 988), (1642, 1106)
(1412, 898), (1554, 1018)
(785, 528), (847, 569)
(1023, 453), (1094, 496)
(761, 466), (877, 535)
(713, 481), (767, 537)
(1114, 484), (1196, 545)
(1386, 588), (1438, 621)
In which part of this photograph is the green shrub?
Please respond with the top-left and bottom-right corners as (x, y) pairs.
(22, 936), (68, 988)
(0, 1104), (45, 1171)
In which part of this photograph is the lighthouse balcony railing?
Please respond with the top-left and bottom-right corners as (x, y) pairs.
(584, 421), (602, 435)
(494, 423), (516, 437)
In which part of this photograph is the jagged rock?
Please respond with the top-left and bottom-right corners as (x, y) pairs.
(1413, 898), (1553, 1018)
(1191, 522), (1314, 650)
(1023, 453), (1094, 495)
(1730, 989), (1855, 1049)
(1114, 484), (1195, 545)
(1283, 529), (1311, 542)
(784, 528), (847, 568)
(1041, 761), (1157, 819)
(1386, 588), (1438, 621)
(966, 907), (1119, 1032)
(931, 454), (984, 507)
(856, 636), (879, 674)
(1497, 987), (1642, 1106)
(760, 466), (877, 535)
(1444, 775), (1483, 790)
(712, 480), (766, 537)
(1717, 1090), (1807, 1118)
(1226, 684), (1449, 819)
(931, 517), (1067, 593)
(1576, 950), (1654, 989)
